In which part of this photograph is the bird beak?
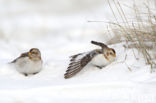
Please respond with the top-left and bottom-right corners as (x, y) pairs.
(113, 53), (116, 57)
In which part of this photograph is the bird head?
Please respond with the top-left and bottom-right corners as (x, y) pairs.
(104, 48), (116, 62)
(28, 48), (41, 61)
(91, 40), (116, 62)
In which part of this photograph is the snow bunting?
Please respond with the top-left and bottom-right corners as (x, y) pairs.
(11, 48), (42, 76)
(64, 41), (116, 79)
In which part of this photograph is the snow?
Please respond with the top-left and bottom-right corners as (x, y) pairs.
(0, 39), (156, 103)
(0, 0), (156, 103)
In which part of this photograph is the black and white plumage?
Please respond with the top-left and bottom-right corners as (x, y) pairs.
(11, 48), (42, 76)
(64, 41), (116, 79)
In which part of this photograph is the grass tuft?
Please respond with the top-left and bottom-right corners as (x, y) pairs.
(107, 0), (156, 70)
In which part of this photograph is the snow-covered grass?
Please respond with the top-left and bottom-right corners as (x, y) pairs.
(0, 0), (156, 103)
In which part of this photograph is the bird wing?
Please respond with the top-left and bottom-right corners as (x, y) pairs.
(91, 41), (108, 49)
(64, 49), (102, 79)
(11, 52), (28, 63)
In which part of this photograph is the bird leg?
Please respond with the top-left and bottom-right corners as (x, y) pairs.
(33, 72), (39, 75)
(24, 73), (28, 76)
(94, 65), (103, 69)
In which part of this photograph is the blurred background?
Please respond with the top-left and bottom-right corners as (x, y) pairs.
(0, 0), (155, 61)
(0, 0), (108, 41)
(0, 0), (155, 41)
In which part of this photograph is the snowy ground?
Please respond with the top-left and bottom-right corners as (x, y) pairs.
(0, 0), (156, 103)
(0, 37), (156, 103)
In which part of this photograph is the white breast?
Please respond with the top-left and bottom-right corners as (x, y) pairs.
(15, 57), (42, 74)
(90, 54), (110, 67)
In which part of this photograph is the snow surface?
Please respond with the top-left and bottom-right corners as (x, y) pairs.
(0, 0), (156, 103)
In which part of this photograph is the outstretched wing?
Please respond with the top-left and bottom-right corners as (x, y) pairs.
(64, 49), (102, 79)
(10, 52), (28, 63)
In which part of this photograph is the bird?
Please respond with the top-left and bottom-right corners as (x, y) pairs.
(64, 41), (116, 79)
(10, 48), (43, 76)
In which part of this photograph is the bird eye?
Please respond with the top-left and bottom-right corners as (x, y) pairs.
(110, 52), (113, 55)
(31, 51), (37, 54)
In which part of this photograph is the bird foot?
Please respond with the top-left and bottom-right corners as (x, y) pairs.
(95, 65), (103, 69)
(24, 73), (28, 76)
(33, 72), (39, 75)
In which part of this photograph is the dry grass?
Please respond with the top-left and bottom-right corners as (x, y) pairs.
(106, 0), (156, 71)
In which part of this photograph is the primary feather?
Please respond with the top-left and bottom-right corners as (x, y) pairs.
(64, 49), (102, 79)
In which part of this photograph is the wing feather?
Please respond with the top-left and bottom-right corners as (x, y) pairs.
(64, 49), (102, 79)
(10, 52), (28, 63)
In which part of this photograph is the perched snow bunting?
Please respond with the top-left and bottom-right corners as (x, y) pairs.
(64, 41), (116, 79)
(11, 48), (42, 76)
